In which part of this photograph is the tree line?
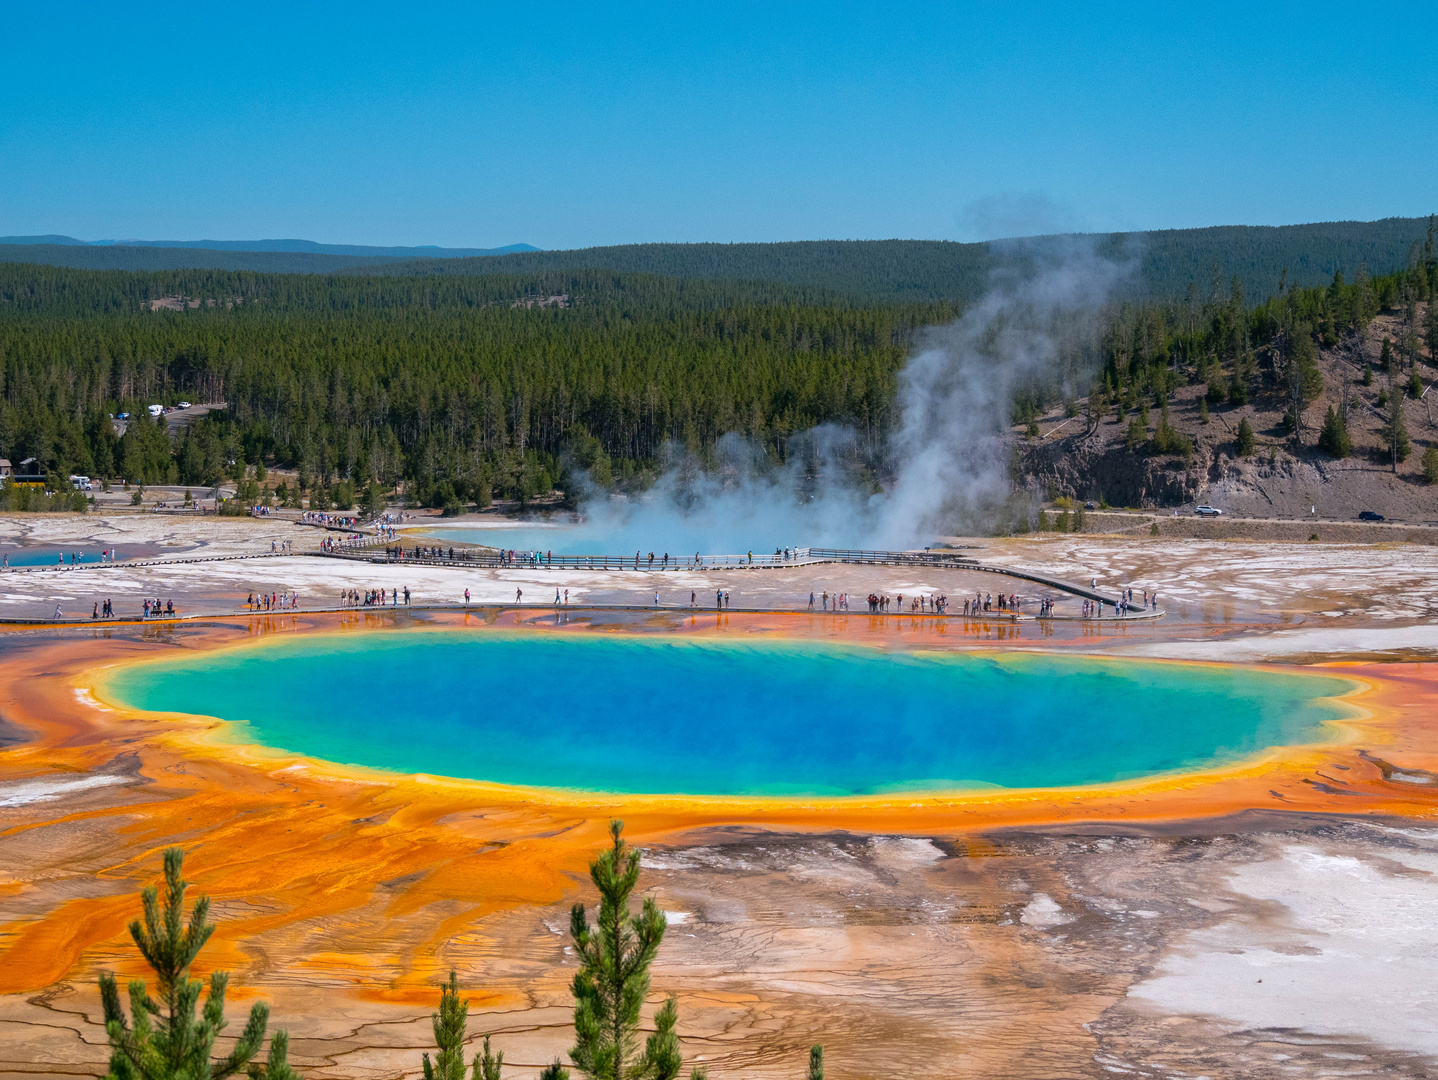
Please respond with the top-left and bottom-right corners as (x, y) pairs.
(0, 265), (949, 509)
(2, 225), (1433, 518)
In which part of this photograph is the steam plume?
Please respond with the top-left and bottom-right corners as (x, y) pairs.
(874, 236), (1132, 545)
(571, 237), (1134, 552)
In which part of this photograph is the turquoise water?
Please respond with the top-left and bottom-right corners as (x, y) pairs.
(416, 518), (841, 557)
(102, 633), (1355, 796)
(416, 521), (594, 555)
(1, 546), (118, 567)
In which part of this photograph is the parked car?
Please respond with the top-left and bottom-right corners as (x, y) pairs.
(1195, 505), (1224, 516)
(177, 401), (192, 409)
(1083, 501), (1096, 510)
(1358, 510), (1385, 522)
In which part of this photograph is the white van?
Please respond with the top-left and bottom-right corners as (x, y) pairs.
(69, 475), (92, 491)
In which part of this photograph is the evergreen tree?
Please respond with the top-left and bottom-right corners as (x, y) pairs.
(1198, 397), (1209, 424)
(1409, 368), (1425, 400)
(98, 848), (297, 1080)
(422, 972), (503, 1080)
(1125, 417), (1145, 450)
(1423, 446), (1438, 484)
(806, 1046), (824, 1080)
(1235, 418), (1256, 457)
(363, 481), (387, 519)
(1384, 394), (1412, 469)
(1226, 373), (1248, 406)
(1316, 407), (1351, 459)
(1152, 402), (1192, 458)
(566, 821), (700, 1080)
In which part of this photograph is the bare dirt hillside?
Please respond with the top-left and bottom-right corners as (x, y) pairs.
(1019, 307), (1438, 523)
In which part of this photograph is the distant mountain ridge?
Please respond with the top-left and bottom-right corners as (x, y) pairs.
(0, 217), (1432, 302)
(0, 235), (539, 258)
(350, 218), (1438, 301)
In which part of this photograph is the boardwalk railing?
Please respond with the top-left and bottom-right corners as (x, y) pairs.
(805, 547), (981, 567)
(306, 542), (1144, 607)
(323, 547), (817, 570)
(314, 543), (989, 572)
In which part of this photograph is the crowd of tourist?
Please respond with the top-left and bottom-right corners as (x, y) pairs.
(386, 544), (465, 561)
(965, 592), (1019, 615)
(1080, 586), (1157, 618)
(247, 591), (299, 611)
(340, 586), (411, 607)
(302, 511), (364, 529)
(859, 592), (950, 613)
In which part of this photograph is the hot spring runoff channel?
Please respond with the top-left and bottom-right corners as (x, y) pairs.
(102, 633), (1355, 796)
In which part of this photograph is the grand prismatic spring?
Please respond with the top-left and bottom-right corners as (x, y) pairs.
(100, 632), (1359, 796)
(3, 522), (1438, 1080)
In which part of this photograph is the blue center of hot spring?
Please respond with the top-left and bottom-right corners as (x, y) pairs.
(103, 633), (1353, 796)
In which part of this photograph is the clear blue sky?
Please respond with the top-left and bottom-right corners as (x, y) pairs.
(3, 2), (1435, 249)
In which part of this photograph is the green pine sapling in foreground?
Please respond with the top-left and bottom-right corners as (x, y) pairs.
(553, 820), (701, 1080)
(422, 971), (502, 1080)
(98, 847), (299, 1080)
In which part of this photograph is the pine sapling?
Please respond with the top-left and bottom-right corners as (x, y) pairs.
(422, 971), (504, 1080)
(567, 821), (702, 1080)
(98, 847), (295, 1080)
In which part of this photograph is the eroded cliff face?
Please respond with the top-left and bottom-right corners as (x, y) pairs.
(1019, 432), (1435, 519)
(1019, 436), (1213, 508)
